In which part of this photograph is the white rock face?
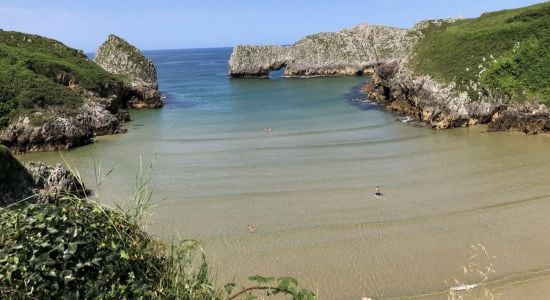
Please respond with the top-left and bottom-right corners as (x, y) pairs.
(365, 60), (550, 132)
(94, 35), (157, 84)
(94, 35), (163, 108)
(229, 24), (419, 77)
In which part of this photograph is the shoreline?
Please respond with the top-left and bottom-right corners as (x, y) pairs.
(361, 61), (550, 135)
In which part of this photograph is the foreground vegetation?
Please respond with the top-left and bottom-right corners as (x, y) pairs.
(0, 30), (122, 128)
(413, 2), (550, 103)
(0, 157), (315, 299)
(0, 201), (315, 299)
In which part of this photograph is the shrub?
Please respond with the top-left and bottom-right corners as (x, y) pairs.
(0, 156), (315, 299)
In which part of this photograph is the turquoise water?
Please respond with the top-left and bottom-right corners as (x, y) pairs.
(18, 48), (550, 299)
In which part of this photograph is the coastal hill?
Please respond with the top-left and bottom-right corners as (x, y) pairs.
(229, 2), (550, 133)
(0, 30), (163, 153)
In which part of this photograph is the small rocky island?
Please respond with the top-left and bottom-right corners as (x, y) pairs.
(94, 35), (163, 109)
(229, 2), (550, 134)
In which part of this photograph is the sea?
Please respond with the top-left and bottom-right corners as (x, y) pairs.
(18, 48), (550, 299)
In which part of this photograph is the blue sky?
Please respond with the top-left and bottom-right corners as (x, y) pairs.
(0, 0), (544, 51)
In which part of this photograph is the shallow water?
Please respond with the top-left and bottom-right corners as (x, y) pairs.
(18, 48), (550, 299)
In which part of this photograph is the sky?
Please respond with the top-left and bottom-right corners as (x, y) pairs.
(0, 0), (544, 52)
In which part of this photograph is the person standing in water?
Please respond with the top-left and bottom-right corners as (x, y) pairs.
(375, 186), (382, 196)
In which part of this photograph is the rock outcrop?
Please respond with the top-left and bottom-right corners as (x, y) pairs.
(25, 161), (88, 203)
(94, 35), (163, 108)
(0, 104), (129, 154)
(364, 60), (550, 133)
(229, 24), (419, 77)
(0, 145), (87, 206)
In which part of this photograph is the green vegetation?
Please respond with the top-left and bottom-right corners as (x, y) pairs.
(0, 158), (315, 299)
(413, 2), (550, 103)
(0, 30), (122, 128)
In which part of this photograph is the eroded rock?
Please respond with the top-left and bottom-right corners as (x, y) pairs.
(229, 24), (419, 77)
(0, 104), (126, 154)
(94, 35), (163, 108)
(364, 60), (550, 132)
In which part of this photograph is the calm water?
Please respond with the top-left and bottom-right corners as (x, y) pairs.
(19, 48), (550, 299)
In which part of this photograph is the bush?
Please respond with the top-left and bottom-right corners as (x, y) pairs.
(0, 156), (315, 299)
(480, 37), (550, 103)
(0, 197), (228, 299)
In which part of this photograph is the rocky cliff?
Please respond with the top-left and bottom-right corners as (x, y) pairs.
(229, 24), (419, 77)
(363, 61), (550, 133)
(94, 35), (163, 108)
(230, 3), (550, 134)
(0, 145), (87, 206)
(1, 103), (129, 154)
(363, 2), (550, 133)
(0, 30), (167, 153)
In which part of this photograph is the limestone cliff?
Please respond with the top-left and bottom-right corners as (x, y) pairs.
(363, 2), (550, 134)
(363, 61), (550, 134)
(94, 35), (163, 108)
(1, 103), (129, 154)
(229, 24), (419, 77)
(0, 145), (87, 206)
(229, 3), (550, 134)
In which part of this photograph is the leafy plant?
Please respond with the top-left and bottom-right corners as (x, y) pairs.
(0, 156), (316, 299)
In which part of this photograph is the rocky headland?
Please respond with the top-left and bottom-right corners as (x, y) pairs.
(0, 145), (86, 206)
(229, 24), (419, 77)
(94, 34), (164, 109)
(0, 31), (163, 153)
(229, 2), (550, 133)
(363, 61), (550, 134)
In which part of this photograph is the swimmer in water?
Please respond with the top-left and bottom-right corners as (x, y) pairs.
(375, 186), (382, 197)
(247, 224), (256, 233)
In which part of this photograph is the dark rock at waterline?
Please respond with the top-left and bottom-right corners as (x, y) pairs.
(488, 110), (550, 134)
(0, 105), (127, 154)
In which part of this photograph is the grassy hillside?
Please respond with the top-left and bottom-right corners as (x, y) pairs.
(412, 2), (550, 103)
(0, 30), (121, 128)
